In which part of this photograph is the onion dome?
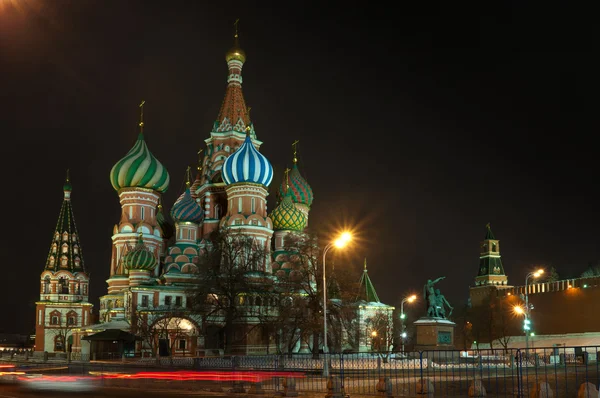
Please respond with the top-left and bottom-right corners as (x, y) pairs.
(223, 135), (273, 186)
(110, 133), (170, 193)
(226, 32), (246, 63)
(277, 163), (313, 207)
(123, 234), (157, 271)
(156, 202), (174, 239)
(171, 188), (204, 224)
(271, 189), (306, 232)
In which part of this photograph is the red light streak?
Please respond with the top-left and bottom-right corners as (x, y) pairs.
(101, 370), (305, 382)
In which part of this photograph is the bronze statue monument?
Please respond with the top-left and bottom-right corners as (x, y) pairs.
(423, 276), (453, 319)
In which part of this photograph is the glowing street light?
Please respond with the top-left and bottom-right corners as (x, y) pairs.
(524, 268), (544, 351)
(400, 294), (417, 353)
(322, 231), (352, 376)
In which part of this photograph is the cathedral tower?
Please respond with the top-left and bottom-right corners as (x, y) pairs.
(163, 168), (205, 285)
(101, 102), (170, 321)
(220, 132), (274, 271)
(277, 142), (314, 228)
(195, 25), (263, 237)
(35, 173), (93, 354)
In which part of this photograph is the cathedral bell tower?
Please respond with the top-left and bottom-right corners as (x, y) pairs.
(195, 21), (264, 238)
(474, 223), (508, 287)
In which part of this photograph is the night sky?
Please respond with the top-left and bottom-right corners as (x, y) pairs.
(1, 1), (597, 335)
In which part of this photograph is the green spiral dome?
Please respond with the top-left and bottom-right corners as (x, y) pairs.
(110, 133), (170, 193)
(271, 189), (306, 232)
(124, 236), (157, 271)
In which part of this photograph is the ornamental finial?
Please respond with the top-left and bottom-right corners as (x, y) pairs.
(186, 166), (191, 188)
(486, 222), (491, 229)
(139, 100), (145, 134)
(197, 149), (203, 172)
(66, 169), (70, 182)
(284, 168), (291, 191)
(364, 257), (367, 271)
(234, 18), (240, 39)
(292, 140), (299, 164)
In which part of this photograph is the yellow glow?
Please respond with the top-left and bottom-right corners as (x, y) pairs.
(513, 305), (525, 315)
(371, 331), (377, 337)
(408, 294), (417, 302)
(334, 231), (352, 248)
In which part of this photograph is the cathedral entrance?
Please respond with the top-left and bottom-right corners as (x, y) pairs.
(151, 316), (199, 357)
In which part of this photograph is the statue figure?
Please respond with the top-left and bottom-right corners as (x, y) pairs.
(423, 276), (446, 318)
(434, 288), (453, 318)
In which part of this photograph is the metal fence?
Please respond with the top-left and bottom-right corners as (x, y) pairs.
(5, 346), (600, 396)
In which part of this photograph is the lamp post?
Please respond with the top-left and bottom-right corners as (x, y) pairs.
(322, 232), (352, 377)
(523, 269), (544, 351)
(400, 295), (417, 353)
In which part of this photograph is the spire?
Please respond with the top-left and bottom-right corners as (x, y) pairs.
(355, 258), (380, 303)
(45, 176), (86, 273)
(139, 100), (145, 134)
(485, 223), (496, 240)
(216, 22), (252, 134)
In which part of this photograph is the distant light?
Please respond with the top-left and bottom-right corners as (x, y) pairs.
(584, 284), (588, 288)
(530, 332), (535, 337)
(513, 305), (525, 315)
(400, 313), (406, 319)
(508, 292), (511, 296)
(371, 331), (377, 337)
(568, 285), (572, 288)
(408, 294), (417, 302)
(401, 332), (407, 338)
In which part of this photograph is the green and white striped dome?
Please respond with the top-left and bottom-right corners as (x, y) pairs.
(123, 236), (157, 271)
(110, 133), (170, 193)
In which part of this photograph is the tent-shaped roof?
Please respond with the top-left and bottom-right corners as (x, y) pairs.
(82, 329), (141, 342)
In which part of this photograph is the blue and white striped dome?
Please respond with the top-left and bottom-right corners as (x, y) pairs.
(223, 135), (273, 187)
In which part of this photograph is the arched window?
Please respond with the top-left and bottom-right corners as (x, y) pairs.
(59, 277), (68, 294)
(214, 204), (221, 219)
(72, 233), (77, 242)
(61, 243), (69, 254)
(73, 245), (79, 254)
(62, 232), (69, 241)
(54, 232), (60, 241)
(51, 315), (59, 325)
(49, 256), (56, 267)
(51, 243), (58, 254)
(61, 256), (68, 267)
(74, 257), (81, 267)
(44, 277), (50, 294)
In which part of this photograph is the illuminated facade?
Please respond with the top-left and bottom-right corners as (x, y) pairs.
(35, 31), (393, 357)
(34, 175), (93, 355)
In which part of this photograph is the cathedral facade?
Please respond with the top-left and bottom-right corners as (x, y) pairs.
(35, 33), (394, 357)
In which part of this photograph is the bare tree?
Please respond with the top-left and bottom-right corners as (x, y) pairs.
(188, 228), (273, 354)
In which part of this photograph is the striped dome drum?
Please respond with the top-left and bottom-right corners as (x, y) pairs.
(171, 188), (204, 224)
(271, 190), (306, 232)
(110, 133), (170, 193)
(123, 237), (157, 271)
(277, 163), (313, 207)
(222, 135), (273, 187)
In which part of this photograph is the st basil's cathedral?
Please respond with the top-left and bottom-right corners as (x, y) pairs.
(33, 31), (394, 358)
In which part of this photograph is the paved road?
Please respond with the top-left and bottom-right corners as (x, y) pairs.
(0, 384), (227, 398)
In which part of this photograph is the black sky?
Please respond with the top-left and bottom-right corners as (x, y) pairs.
(1, 1), (598, 335)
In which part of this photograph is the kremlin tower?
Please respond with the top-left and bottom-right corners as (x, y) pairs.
(35, 173), (93, 355)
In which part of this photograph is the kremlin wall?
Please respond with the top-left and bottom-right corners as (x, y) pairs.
(469, 225), (600, 348)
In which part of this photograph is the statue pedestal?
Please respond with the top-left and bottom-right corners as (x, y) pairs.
(413, 317), (456, 351)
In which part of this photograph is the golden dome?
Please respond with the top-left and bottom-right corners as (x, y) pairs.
(225, 36), (246, 63)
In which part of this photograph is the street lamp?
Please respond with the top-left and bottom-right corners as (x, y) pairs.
(322, 231), (352, 376)
(400, 295), (417, 353)
(524, 269), (543, 351)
